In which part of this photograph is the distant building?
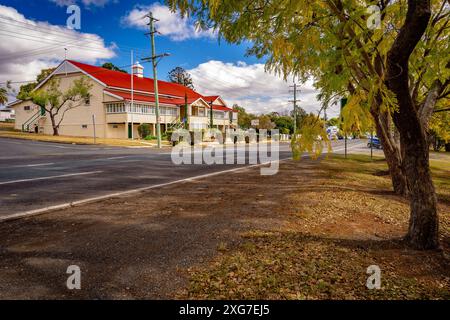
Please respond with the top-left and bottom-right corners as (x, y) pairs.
(0, 108), (15, 122)
(8, 60), (238, 138)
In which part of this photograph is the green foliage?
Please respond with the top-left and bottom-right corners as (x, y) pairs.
(429, 111), (450, 150)
(29, 77), (92, 135)
(258, 115), (275, 129)
(144, 134), (157, 140)
(326, 117), (339, 127)
(168, 0), (448, 151)
(17, 68), (55, 100)
(291, 114), (331, 160)
(163, 131), (174, 141)
(102, 62), (128, 73)
(233, 105), (256, 129)
(138, 123), (151, 139)
(0, 87), (7, 106)
(167, 67), (194, 89)
(340, 95), (373, 134)
(272, 115), (293, 134)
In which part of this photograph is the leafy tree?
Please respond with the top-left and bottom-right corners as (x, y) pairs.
(0, 88), (7, 106)
(429, 111), (450, 151)
(0, 86), (9, 106)
(291, 106), (307, 131)
(257, 115), (276, 129)
(326, 117), (339, 127)
(138, 123), (151, 139)
(233, 105), (256, 129)
(272, 115), (294, 134)
(168, 0), (449, 249)
(167, 67), (195, 89)
(291, 114), (331, 160)
(30, 77), (92, 136)
(17, 68), (56, 100)
(102, 62), (128, 73)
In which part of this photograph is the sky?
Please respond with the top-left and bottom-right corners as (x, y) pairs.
(0, 0), (340, 117)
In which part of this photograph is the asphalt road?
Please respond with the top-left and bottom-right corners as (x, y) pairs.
(0, 137), (366, 217)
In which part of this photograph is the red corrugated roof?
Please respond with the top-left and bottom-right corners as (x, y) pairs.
(204, 95), (220, 102)
(69, 60), (237, 112)
(69, 60), (203, 100)
(212, 105), (233, 112)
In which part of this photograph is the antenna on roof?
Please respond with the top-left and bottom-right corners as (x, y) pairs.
(64, 48), (68, 76)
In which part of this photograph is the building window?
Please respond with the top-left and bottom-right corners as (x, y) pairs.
(112, 125), (118, 128)
(24, 106), (30, 111)
(84, 96), (91, 106)
(82, 125), (88, 129)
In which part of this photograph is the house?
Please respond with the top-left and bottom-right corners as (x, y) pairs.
(0, 107), (15, 122)
(8, 60), (238, 139)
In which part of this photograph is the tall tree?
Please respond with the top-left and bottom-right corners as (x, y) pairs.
(0, 81), (13, 106)
(385, 0), (438, 249)
(167, 67), (195, 89)
(233, 105), (256, 129)
(102, 62), (128, 73)
(258, 115), (276, 129)
(168, 0), (449, 249)
(30, 77), (92, 136)
(0, 87), (8, 106)
(17, 68), (56, 100)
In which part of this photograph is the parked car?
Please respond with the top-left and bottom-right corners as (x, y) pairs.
(367, 137), (382, 149)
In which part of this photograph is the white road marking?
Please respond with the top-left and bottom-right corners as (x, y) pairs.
(0, 171), (103, 186)
(13, 163), (55, 168)
(105, 156), (131, 160)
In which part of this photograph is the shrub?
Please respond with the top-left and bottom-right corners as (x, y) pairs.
(144, 135), (157, 140)
(137, 124), (151, 139)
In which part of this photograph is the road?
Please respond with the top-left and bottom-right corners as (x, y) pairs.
(0, 137), (366, 218)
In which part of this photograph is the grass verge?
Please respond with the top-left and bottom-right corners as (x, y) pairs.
(0, 130), (171, 147)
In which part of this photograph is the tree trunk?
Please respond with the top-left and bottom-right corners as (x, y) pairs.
(371, 103), (408, 196)
(386, 0), (439, 249)
(50, 113), (59, 136)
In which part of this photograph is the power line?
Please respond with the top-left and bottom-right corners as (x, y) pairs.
(0, 30), (114, 54)
(0, 60), (153, 86)
(0, 16), (149, 53)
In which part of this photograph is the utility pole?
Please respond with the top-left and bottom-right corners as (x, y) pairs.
(209, 101), (214, 129)
(142, 12), (170, 148)
(130, 50), (134, 140)
(143, 12), (162, 148)
(289, 83), (301, 135)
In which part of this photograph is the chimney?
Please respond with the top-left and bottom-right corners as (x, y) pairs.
(132, 62), (144, 78)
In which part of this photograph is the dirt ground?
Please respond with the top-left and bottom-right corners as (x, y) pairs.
(0, 155), (448, 299)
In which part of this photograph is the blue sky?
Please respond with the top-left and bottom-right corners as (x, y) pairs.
(0, 0), (338, 116)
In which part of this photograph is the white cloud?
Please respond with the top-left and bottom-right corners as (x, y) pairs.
(121, 3), (216, 41)
(188, 60), (341, 117)
(0, 5), (116, 104)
